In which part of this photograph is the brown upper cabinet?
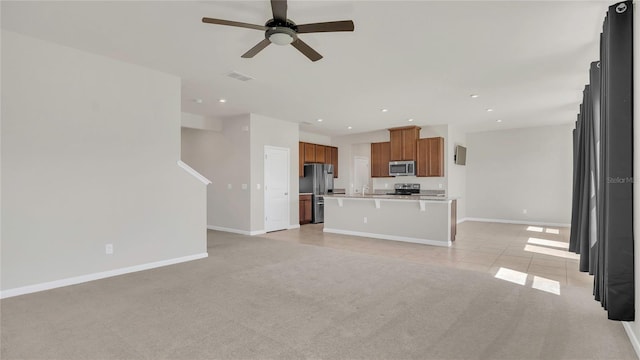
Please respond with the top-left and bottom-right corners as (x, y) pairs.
(371, 141), (391, 177)
(416, 137), (444, 177)
(298, 142), (305, 177)
(315, 144), (326, 163)
(331, 147), (339, 178)
(299, 142), (338, 178)
(325, 146), (332, 166)
(389, 126), (421, 161)
(304, 143), (316, 163)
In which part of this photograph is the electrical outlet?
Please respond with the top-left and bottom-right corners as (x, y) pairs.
(364, 217), (368, 224)
(523, 209), (528, 214)
(256, 184), (261, 190)
(105, 244), (113, 255)
(438, 183), (443, 189)
(227, 184), (232, 190)
(384, 183), (389, 188)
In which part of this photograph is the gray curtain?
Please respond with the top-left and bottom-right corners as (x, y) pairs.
(569, 0), (633, 321)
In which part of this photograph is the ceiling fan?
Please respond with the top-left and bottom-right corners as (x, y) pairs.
(202, 0), (354, 62)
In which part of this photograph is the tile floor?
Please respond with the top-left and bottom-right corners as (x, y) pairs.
(260, 221), (593, 289)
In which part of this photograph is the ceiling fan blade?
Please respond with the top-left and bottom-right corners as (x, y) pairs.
(291, 38), (323, 62)
(241, 39), (272, 58)
(202, 17), (267, 31)
(296, 20), (354, 34)
(271, 0), (287, 21)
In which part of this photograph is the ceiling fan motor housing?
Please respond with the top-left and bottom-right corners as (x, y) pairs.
(266, 26), (297, 45)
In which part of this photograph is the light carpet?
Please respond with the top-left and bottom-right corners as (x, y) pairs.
(1, 230), (636, 359)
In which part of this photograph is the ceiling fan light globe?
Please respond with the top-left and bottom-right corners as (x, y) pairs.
(269, 32), (294, 45)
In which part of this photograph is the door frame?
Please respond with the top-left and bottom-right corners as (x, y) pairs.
(264, 145), (290, 232)
(353, 155), (370, 194)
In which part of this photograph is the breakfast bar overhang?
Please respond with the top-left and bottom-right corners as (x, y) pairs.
(323, 195), (457, 247)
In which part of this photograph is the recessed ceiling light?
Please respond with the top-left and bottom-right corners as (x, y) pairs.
(218, 98), (227, 103)
(381, 108), (389, 113)
(486, 108), (494, 112)
(317, 118), (323, 122)
(193, 98), (203, 104)
(408, 118), (414, 122)
(470, 94), (479, 98)
(496, 119), (503, 123)
(347, 126), (353, 130)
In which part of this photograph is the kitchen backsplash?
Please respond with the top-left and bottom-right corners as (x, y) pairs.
(372, 176), (447, 192)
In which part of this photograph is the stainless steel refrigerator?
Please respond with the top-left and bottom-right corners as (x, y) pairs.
(299, 164), (334, 223)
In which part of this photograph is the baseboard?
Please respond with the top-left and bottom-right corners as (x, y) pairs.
(622, 322), (640, 359)
(288, 224), (301, 230)
(0, 252), (208, 299)
(457, 217), (468, 224)
(323, 227), (451, 248)
(207, 225), (266, 236)
(464, 217), (571, 228)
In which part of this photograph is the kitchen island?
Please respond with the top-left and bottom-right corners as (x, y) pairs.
(323, 194), (457, 247)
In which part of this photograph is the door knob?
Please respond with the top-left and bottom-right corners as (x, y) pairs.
(284, 192), (288, 195)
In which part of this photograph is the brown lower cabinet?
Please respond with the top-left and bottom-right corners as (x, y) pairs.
(299, 194), (312, 225)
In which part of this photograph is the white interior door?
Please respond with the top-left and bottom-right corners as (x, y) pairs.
(264, 146), (290, 232)
(354, 156), (370, 194)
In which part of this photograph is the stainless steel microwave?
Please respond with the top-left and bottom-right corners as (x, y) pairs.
(389, 161), (415, 176)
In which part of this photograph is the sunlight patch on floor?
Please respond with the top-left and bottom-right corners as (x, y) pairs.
(494, 267), (561, 296)
(532, 276), (561, 295)
(525, 244), (579, 260)
(527, 237), (569, 250)
(527, 226), (561, 235)
(495, 267), (527, 285)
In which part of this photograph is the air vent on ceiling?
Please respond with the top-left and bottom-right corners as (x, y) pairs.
(227, 71), (254, 82)
(300, 121), (314, 126)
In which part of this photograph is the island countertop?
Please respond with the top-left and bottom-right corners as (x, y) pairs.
(325, 193), (457, 202)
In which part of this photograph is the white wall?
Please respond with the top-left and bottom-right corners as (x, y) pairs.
(1, 31), (208, 292)
(181, 114), (252, 233)
(332, 129), (389, 191)
(466, 124), (573, 225)
(181, 127), (227, 228)
(181, 112), (222, 132)
(299, 130), (331, 146)
(250, 113), (300, 232)
(448, 125), (467, 220)
(181, 113), (299, 234)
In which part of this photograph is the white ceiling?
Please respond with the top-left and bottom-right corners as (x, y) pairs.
(1, 1), (611, 136)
